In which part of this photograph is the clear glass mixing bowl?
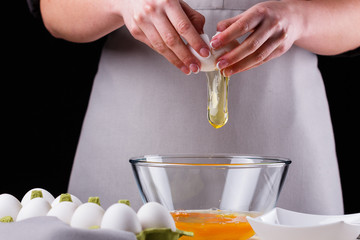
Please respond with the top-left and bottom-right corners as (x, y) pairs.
(129, 154), (291, 240)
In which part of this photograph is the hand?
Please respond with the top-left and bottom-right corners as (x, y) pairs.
(120, 0), (211, 75)
(210, 1), (302, 76)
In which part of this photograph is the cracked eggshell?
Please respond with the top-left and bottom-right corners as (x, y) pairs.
(0, 194), (22, 221)
(101, 203), (142, 234)
(188, 34), (216, 72)
(47, 201), (78, 224)
(21, 188), (55, 206)
(188, 33), (239, 72)
(16, 197), (51, 221)
(137, 202), (176, 231)
(51, 194), (82, 208)
(210, 31), (239, 60)
(70, 202), (105, 229)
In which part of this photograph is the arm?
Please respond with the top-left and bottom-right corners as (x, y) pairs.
(40, 0), (211, 75)
(40, 0), (124, 43)
(291, 0), (360, 55)
(210, 0), (360, 76)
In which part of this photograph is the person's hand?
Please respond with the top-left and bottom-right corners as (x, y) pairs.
(120, 0), (211, 75)
(210, 1), (302, 76)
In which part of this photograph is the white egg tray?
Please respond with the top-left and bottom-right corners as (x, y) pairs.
(246, 208), (360, 240)
(1, 188), (189, 240)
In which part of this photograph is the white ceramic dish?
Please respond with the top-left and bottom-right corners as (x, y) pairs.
(246, 208), (360, 240)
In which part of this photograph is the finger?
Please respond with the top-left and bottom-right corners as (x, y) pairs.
(216, 15), (240, 32)
(135, 15), (192, 75)
(253, 32), (289, 67)
(222, 31), (288, 76)
(150, 12), (201, 74)
(180, 0), (205, 34)
(165, 2), (210, 58)
(150, 33), (192, 75)
(210, 8), (263, 50)
(125, 18), (153, 48)
(216, 10), (289, 69)
(216, 21), (277, 69)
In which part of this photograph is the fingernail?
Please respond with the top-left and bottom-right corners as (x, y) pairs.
(181, 66), (191, 75)
(210, 38), (221, 49)
(200, 48), (211, 58)
(190, 64), (200, 74)
(222, 68), (233, 77)
(216, 59), (228, 70)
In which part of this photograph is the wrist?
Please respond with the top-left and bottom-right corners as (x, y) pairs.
(281, 0), (309, 45)
(109, 0), (125, 26)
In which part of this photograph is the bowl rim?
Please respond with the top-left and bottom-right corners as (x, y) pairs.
(129, 154), (291, 167)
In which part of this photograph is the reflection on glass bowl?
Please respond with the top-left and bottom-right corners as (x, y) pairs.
(129, 154), (291, 240)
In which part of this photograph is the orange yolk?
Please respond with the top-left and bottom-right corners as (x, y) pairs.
(171, 211), (255, 240)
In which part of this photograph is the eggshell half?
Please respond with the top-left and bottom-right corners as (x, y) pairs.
(188, 33), (239, 72)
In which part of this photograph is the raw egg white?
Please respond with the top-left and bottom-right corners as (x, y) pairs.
(16, 197), (51, 221)
(21, 188), (55, 206)
(70, 202), (105, 229)
(137, 202), (176, 231)
(0, 194), (22, 221)
(101, 202), (142, 234)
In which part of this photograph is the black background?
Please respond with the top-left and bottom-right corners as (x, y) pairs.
(3, 1), (359, 214)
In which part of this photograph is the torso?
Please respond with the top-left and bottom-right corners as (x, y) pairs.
(69, 0), (343, 214)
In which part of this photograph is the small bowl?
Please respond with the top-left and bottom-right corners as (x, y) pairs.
(130, 154), (291, 240)
(246, 208), (360, 240)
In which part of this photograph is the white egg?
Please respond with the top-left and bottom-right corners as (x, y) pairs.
(47, 201), (78, 224)
(137, 202), (176, 231)
(21, 188), (55, 206)
(101, 202), (142, 234)
(16, 197), (51, 221)
(51, 194), (82, 208)
(188, 33), (239, 72)
(0, 194), (22, 221)
(70, 202), (105, 229)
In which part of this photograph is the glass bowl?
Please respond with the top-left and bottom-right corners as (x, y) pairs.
(129, 154), (291, 240)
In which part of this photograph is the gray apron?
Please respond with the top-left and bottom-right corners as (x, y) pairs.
(68, 0), (344, 214)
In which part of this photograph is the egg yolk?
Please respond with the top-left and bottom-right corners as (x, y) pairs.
(171, 210), (257, 240)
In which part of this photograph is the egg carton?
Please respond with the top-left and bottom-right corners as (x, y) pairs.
(0, 188), (193, 240)
(136, 228), (193, 240)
